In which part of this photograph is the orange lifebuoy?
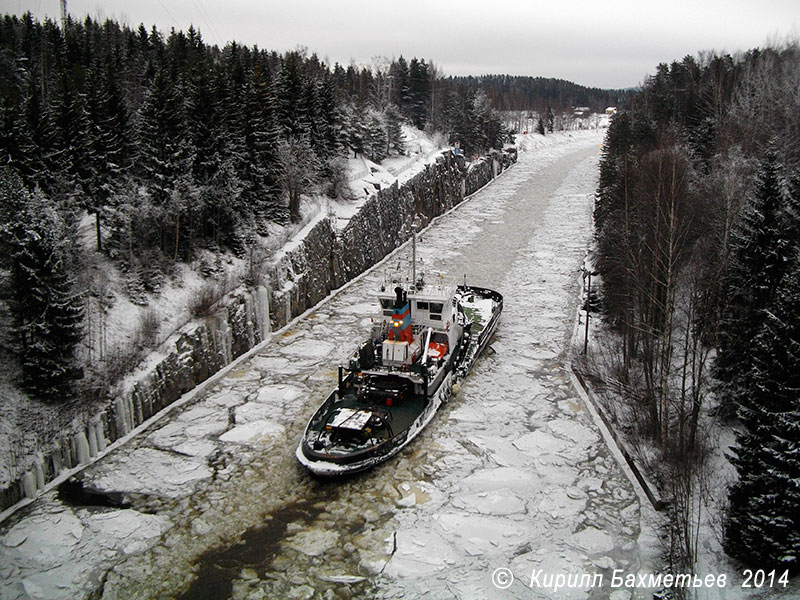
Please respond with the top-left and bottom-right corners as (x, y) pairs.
(428, 342), (448, 359)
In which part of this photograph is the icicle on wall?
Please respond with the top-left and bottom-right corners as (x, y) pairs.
(1, 285), (272, 512)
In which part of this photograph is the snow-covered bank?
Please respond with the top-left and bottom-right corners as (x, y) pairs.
(581, 302), (800, 600)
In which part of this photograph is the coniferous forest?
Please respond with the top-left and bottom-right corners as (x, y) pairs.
(592, 43), (800, 576)
(1, 9), (799, 588)
(0, 13), (622, 404)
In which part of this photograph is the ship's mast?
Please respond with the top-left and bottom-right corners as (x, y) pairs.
(410, 215), (420, 290)
(412, 229), (416, 290)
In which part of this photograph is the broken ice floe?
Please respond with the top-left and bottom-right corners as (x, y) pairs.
(83, 447), (212, 499)
(219, 420), (285, 445)
(1, 503), (169, 600)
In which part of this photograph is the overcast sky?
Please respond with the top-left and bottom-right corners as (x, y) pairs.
(5, 0), (798, 88)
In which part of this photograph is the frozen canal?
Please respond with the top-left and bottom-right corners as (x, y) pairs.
(1, 131), (659, 600)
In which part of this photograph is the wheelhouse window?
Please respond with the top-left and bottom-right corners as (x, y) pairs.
(430, 302), (444, 314)
(416, 301), (429, 310)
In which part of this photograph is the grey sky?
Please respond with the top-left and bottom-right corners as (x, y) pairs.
(5, 0), (798, 88)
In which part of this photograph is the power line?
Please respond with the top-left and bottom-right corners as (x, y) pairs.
(192, 0), (225, 47)
(156, 0), (179, 29)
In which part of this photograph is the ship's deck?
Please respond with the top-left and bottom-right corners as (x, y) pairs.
(326, 391), (427, 437)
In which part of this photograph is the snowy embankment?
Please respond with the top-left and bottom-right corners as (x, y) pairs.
(583, 310), (800, 599)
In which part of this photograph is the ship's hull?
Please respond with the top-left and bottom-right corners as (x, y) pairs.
(295, 285), (502, 477)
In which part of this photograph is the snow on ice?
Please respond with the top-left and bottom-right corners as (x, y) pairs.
(1, 500), (169, 600)
(219, 420), (286, 445)
(84, 447), (212, 499)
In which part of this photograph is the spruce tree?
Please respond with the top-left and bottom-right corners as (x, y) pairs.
(385, 104), (405, 155)
(299, 78), (321, 150)
(276, 51), (308, 137)
(407, 58), (430, 129)
(367, 113), (388, 163)
(136, 68), (194, 257)
(189, 67), (228, 243)
(0, 97), (29, 178)
(315, 75), (341, 160)
(389, 56), (410, 114)
(83, 63), (129, 252)
(239, 76), (282, 225)
(448, 91), (474, 155)
(45, 69), (93, 198)
(0, 71), (48, 189)
(471, 92), (497, 153)
(715, 149), (793, 411)
(0, 167), (84, 400)
(137, 68), (191, 207)
(343, 105), (368, 158)
(725, 256), (800, 571)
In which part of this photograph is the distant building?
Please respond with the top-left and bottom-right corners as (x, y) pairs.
(573, 106), (591, 117)
(605, 107), (618, 115)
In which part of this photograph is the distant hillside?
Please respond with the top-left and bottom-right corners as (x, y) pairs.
(450, 74), (631, 112)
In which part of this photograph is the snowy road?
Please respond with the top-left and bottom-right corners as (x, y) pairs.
(0, 131), (658, 600)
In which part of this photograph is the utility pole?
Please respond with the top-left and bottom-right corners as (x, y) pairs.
(583, 270), (591, 355)
(582, 254), (596, 355)
(60, 0), (67, 31)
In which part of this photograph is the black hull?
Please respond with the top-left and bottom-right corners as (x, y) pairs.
(296, 285), (502, 476)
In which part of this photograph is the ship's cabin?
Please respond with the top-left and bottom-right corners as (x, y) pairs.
(371, 273), (458, 370)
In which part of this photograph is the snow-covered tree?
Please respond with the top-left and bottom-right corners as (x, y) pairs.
(232, 76), (282, 226)
(714, 149), (795, 412)
(135, 68), (195, 259)
(0, 167), (85, 400)
(367, 112), (388, 163)
(276, 50), (309, 137)
(725, 255), (800, 571)
(385, 104), (405, 155)
(389, 57), (410, 114)
(189, 69), (243, 246)
(314, 76), (341, 160)
(278, 136), (321, 223)
(407, 58), (430, 129)
(343, 105), (368, 158)
(0, 74), (48, 188)
(136, 68), (192, 207)
(45, 70), (93, 199)
(83, 63), (129, 252)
